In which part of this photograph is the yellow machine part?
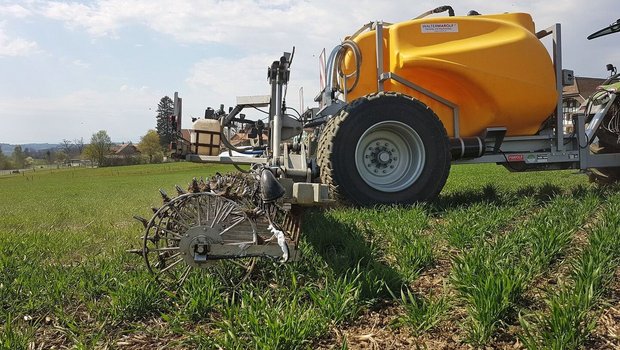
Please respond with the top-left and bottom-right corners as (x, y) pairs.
(343, 13), (558, 137)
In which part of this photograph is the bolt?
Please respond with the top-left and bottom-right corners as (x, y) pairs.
(385, 143), (388, 147)
(376, 142), (380, 145)
(367, 164), (372, 167)
(374, 169), (378, 173)
(393, 157), (397, 161)
(391, 148), (395, 152)
(390, 165), (394, 169)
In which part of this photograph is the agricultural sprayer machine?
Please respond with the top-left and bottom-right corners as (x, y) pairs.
(131, 7), (620, 287)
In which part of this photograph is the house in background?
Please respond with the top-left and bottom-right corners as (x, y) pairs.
(562, 76), (606, 132)
(106, 142), (141, 166)
(111, 142), (140, 157)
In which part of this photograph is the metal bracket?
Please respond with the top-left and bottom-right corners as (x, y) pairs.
(379, 72), (460, 137)
(537, 24), (565, 152)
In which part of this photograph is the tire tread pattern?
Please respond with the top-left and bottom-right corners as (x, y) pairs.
(317, 91), (450, 205)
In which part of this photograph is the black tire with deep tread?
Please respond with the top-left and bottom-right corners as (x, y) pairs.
(317, 92), (451, 206)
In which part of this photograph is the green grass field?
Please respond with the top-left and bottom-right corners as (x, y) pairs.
(1, 162), (619, 349)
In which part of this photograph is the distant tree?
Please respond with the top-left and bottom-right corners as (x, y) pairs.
(0, 147), (15, 170)
(0, 148), (7, 170)
(74, 137), (85, 157)
(55, 151), (68, 165)
(61, 139), (74, 158)
(138, 129), (163, 163)
(155, 96), (175, 148)
(84, 130), (112, 166)
(13, 145), (25, 169)
(25, 156), (34, 169)
(45, 150), (53, 165)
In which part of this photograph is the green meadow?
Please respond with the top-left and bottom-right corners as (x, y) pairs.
(1, 163), (619, 349)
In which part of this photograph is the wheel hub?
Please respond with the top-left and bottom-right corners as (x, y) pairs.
(356, 121), (425, 192)
(364, 141), (399, 174)
(179, 225), (223, 267)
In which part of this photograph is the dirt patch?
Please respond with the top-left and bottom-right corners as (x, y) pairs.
(315, 304), (419, 350)
(587, 267), (620, 349)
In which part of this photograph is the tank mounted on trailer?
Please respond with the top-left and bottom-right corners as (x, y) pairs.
(130, 6), (620, 287)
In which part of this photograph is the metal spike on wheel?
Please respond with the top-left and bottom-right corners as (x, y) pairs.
(133, 215), (149, 229)
(189, 178), (200, 193)
(175, 185), (187, 195)
(159, 189), (171, 203)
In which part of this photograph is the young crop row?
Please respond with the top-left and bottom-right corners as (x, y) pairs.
(0, 164), (604, 349)
(390, 192), (541, 334)
(441, 197), (536, 250)
(356, 185), (559, 336)
(519, 194), (620, 349)
(450, 192), (600, 345)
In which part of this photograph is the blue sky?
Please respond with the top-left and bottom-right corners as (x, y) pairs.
(1, 0), (618, 144)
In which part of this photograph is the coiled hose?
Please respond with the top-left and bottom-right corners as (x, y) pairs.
(334, 39), (362, 94)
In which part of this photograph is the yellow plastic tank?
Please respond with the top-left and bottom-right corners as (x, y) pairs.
(343, 13), (558, 137)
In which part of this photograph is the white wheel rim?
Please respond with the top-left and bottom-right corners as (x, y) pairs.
(354, 121), (425, 192)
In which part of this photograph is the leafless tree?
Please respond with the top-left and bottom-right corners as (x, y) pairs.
(74, 137), (85, 156)
(61, 139), (74, 158)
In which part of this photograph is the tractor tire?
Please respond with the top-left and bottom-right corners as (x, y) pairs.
(317, 92), (451, 206)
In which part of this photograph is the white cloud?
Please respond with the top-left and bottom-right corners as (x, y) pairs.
(186, 54), (274, 100)
(37, 0), (415, 48)
(1, 0), (620, 143)
(72, 59), (90, 68)
(43, 2), (118, 37)
(0, 4), (31, 18)
(0, 27), (38, 57)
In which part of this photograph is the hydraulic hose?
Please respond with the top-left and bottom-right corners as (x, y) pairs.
(334, 39), (362, 94)
(413, 5), (455, 19)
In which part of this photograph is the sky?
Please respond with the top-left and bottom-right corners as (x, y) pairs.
(0, 0), (618, 144)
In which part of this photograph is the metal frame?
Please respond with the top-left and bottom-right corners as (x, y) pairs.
(537, 24), (565, 151)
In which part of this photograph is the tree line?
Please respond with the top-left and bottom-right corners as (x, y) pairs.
(1, 95), (177, 170)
